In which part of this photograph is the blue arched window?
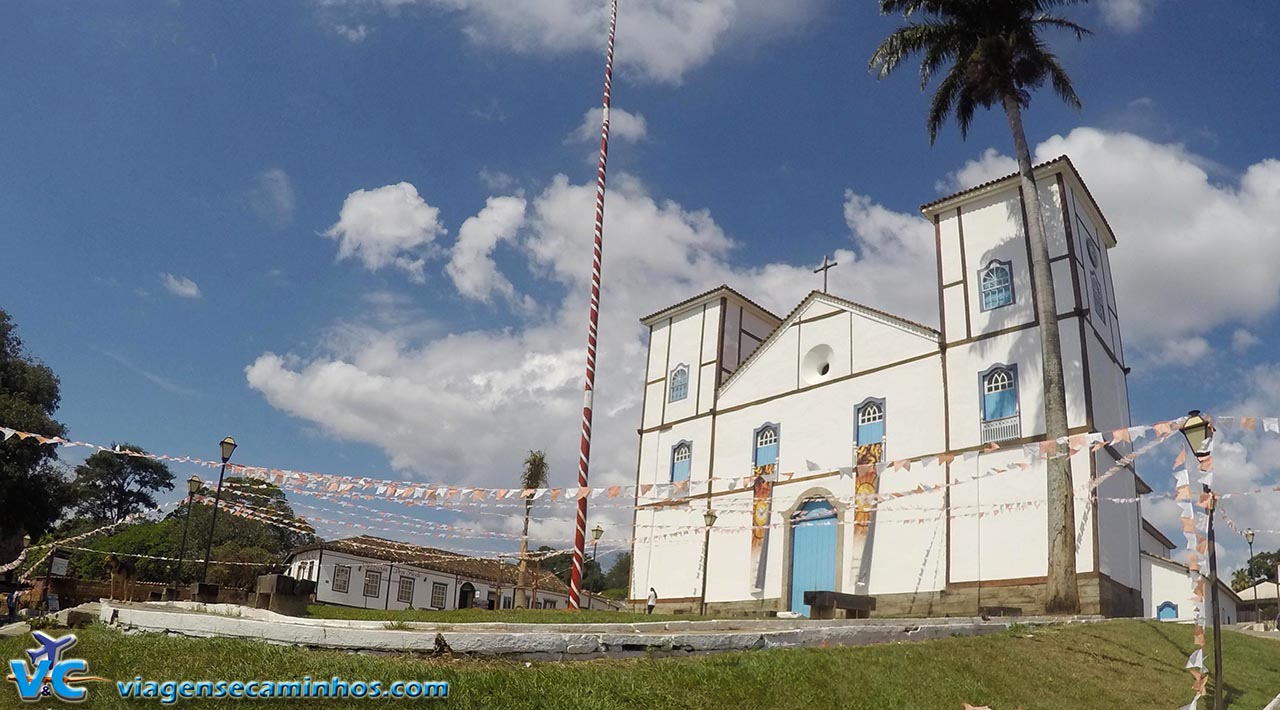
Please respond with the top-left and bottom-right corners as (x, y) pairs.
(1157, 601), (1178, 620)
(982, 367), (1017, 421)
(856, 399), (886, 450)
(669, 365), (689, 402)
(979, 260), (1015, 311)
(671, 442), (692, 483)
(754, 424), (779, 467)
(1091, 274), (1107, 324)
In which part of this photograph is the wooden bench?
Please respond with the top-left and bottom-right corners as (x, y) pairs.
(803, 591), (876, 619)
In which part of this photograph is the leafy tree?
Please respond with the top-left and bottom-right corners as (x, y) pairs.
(515, 450), (549, 608)
(62, 477), (312, 589)
(0, 308), (72, 545)
(603, 551), (631, 593)
(870, 0), (1090, 613)
(535, 545), (605, 593)
(72, 444), (174, 523)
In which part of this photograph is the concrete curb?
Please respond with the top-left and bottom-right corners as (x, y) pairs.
(99, 602), (1103, 660)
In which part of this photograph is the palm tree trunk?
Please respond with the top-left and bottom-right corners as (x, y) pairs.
(515, 499), (531, 609)
(1002, 94), (1080, 614)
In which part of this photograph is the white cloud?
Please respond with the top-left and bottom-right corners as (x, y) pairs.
(478, 168), (515, 191)
(333, 23), (370, 42)
(1098, 0), (1158, 32)
(1232, 329), (1261, 353)
(940, 128), (1280, 349)
(445, 195), (530, 306)
(160, 273), (202, 299)
(323, 182), (447, 283)
(250, 168), (296, 227)
(248, 173), (932, 541)
(567, 107), (648, 144)
(934, 148), (1017, 195)
(319, 0), (822, 84)
(1143, 336), (1211, 368)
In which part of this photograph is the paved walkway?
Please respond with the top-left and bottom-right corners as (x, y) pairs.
(99, 601), (1103, 661)
(0, 621), (30, 638)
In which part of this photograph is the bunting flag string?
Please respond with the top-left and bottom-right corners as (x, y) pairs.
(0, 414), (1238, 508)
(11, 503), (181, 580)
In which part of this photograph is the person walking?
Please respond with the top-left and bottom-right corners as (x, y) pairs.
(5, 588), (16, 624)
(646, 587), (657, 615)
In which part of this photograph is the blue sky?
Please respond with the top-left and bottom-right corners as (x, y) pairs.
(2, 1), (1279, 565)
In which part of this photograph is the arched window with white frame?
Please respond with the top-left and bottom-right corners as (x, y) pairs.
(856, 398), (886, 451)
(979, 260), (1015, 311)
(980, 365), (1020, 443)
(669, 365), (689, 402)
(754, 424), (779, 467)
(671, 441), (692, 483)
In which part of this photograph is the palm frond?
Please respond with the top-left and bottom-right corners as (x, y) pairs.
(927, 68), (963, 144)
(1032, 14), (1092, 40)
(1042, 53), (1082, 109)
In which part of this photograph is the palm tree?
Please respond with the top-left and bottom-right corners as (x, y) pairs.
(870, 0), (1090, 613)
(514, 450), (549, 609)
(1231, 568), (1252, 593)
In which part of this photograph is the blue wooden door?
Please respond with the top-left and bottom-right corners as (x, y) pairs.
(790, 500), (837, 616)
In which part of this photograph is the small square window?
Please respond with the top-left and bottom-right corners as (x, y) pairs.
(332, 565), (350, 593)
(397, 577), (415, 604)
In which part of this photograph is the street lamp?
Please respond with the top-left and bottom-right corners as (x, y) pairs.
(699, 508), (718, 616)
(591, 524), (604, 561)
(1180, 410), (1222, 710)
(171, 476), (202, 597)
(1245, 529), (1257, 624)
(201, 437), (237, 584)
(22, 534), (31, 548)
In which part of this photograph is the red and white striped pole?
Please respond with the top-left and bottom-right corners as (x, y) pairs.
(569, 0), (618, 610)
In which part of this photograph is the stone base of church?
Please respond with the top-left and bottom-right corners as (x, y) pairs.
(874, 572), (1142, 618)
(692, 573), (1143, 619)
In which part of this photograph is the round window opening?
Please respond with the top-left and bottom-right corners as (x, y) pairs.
(801, 344), (835, 385)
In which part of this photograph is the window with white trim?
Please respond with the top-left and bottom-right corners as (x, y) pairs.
(671, 442), (692, 483)
(397, 576), (415, 604)
(856, 399), (886, 451)
(363, 570), (382, 598)
(754, 425), (779, 467)
(979, 261), (1014, 311)
(544, 600), (557, 609)
(430, 582), (447, 609)
(332, 565), (350, 593)
(982, 368), (1017, 421)
(669, 365), (689, 402)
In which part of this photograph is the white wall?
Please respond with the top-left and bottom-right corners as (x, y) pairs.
(1142, 554), (1238, 624)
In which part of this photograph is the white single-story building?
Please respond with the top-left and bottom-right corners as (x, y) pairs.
(286, 536), (617, 612)
(1140, 519), (1239, 623)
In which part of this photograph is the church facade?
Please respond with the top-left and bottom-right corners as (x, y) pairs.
(628, 156), (1149, 617)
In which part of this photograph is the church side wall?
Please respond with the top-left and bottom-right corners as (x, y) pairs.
(947, 447), (1096, 584)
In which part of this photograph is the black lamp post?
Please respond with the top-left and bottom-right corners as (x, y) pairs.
(201, 437), (237, 584)
(1245, 528), (1257, 623)
(171, 475), (202, 597)
(1180, 410), (1222, 710)
(591, 524), (604, 562)
(699, 508), (718, 616)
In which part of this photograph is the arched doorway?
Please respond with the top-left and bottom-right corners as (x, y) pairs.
(790, 499), (838, 616)
(458, 582), (475, 609)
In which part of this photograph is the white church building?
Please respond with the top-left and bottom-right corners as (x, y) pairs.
(628, 156), (1155, 618)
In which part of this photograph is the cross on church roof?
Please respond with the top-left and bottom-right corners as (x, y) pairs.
(813, 255), (839, 294)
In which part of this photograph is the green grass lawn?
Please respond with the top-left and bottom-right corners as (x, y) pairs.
(1, 621), (1276, 709)
(303, 604), (686, 624)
